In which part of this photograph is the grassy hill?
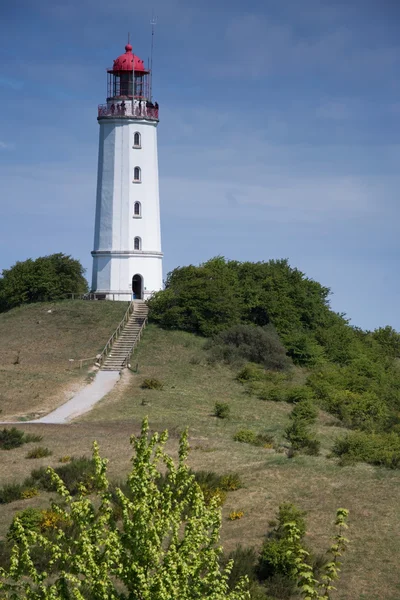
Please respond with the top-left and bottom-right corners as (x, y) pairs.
(0, 300), (128, 420)
(1, 324), (400, 599)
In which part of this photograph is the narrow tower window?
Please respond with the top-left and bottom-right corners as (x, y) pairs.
(134, 236), (141, 251)
(134, 132), (141, 147)
(134, 166), (141, 182)
(134, 202), (141, 217)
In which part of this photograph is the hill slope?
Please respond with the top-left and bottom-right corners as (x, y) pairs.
(0, 323), (399, 599)
(84, 325), (400, 600)
(0, 300), (128, 420)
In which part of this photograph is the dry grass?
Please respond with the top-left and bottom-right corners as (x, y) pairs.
(0, 300), (128, 419)
(0, 324), (400, 599)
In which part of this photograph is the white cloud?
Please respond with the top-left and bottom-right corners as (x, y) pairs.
(0, 140), (13, 150)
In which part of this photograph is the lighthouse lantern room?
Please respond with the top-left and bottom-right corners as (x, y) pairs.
(91, 42), (163, 301)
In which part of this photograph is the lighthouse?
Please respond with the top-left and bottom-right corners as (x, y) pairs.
(91, 42), (163, 301)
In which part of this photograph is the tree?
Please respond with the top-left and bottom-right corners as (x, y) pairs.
(0, 419), (250, 600)
(0, 253), (88, 312)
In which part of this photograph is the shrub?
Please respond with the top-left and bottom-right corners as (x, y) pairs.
(59, 456), (71, 463)
(26, 446), (52, 459)
(285, 420), (320, 455)
(29, 456), (96, 495)
(0, 483), (25, 504)
(214, 402), (230, 419)
(258, 385), (286, 402)
(326, 390), (389, 431)
(0, 428), (42, 450)
(20, 488), (39, 499)
(257, 503), (307, 581)
(0, 428), (25, 450)
(285, 386), (314, 404)
(8, 508), (43, 541)
(236, 363), (265, 383)
(220, 473), (242, 491)
(228, 511), (244, 520)
(141, 378), (164, 390)
(290, 399), (318, 425)
(234, 430), (274, 448)
(223, 545), (258, 589)
(331, 431), (400, 468)
(206, 324), (291, 370)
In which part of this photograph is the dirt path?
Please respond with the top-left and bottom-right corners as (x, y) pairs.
(1, 371), (120, 425)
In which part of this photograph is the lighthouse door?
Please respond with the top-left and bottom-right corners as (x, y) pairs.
(132, 274), (143, 300)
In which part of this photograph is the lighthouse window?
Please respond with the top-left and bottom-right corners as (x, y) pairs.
(133, 167), (141, 182)
(134, 132), (141, 147)
(134, 202), (141, 217)
(134, 236), (141, 251)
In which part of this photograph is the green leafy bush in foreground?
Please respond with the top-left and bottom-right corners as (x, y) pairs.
(331, 431), (400, 468)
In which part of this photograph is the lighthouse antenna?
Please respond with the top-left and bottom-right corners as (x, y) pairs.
(150, 13), (157, 101)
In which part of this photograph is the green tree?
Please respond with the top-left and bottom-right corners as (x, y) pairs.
(0, 253), (88, 311)
(0, 419), (250, 600)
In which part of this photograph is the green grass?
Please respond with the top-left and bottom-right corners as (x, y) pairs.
(0, 300), (128, 419)
(1, 324), (400, 599)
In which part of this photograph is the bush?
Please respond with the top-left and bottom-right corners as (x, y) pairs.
(285, 386), (314, 404)
(8, 508), (43, 541)
(141, 378), (164, 390)
(234, 430), (274, 448)
(285, 420), (320, 455)
(26, 446), (52, 459)
(0, 428), (25, 450)
(223, 545), (258, 589)
(258, 385), (286, 402)
(214, 402), (230, 419)
(0, 483), (25, 504)
(0, 428), (42, 450)
(29, 456), (96, 495)
(331, 431), (400, 468)
(290, 399), (318, 425)
(326, 390), (389, 431)
(220, 473), (242, 491)
(258, 503), (307, 581)
(206, 324), (290, 370)
(236, 363), (265, 383)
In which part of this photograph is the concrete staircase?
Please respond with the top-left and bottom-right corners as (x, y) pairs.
(101, 302), (148, 371)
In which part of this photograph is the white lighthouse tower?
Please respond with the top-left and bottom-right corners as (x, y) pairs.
(91, 41), (163, 301)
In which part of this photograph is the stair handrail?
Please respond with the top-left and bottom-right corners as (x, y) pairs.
(123, 314), (148, 368)
(97, 301), (135, 367)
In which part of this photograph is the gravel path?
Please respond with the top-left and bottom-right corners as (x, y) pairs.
(1, 370), (120, 425)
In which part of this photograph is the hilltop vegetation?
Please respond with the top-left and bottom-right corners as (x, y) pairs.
(0, 253), (88, 313)
(149, 257), (400, 466)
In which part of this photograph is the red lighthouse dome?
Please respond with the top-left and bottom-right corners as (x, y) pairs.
(111, 44), (148, 73)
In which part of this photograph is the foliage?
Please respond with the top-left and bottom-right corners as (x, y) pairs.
(141, 377), (164, 390)
(229, 511), (244, 520)
(0, 418), (250, 600)
(0, 483), (25, 504)
(258, 503), (349, 600)
(331, 431), (400, 468)
(25, 446), (53, 459)
(28, 456), (96, 495)
(236, 364), (266, 383)
(0, 253), (88, 312)
(7, 508), (43, 541)
(147, 257), (400, 444)
(286, 386), (315, 405)
(214, 402), (231, 419)
(206, 324), (290, 370)
(285, 401), (320, 456)
(234, 430), (274, 448)
(220, 473), (242, 491)
(191, 470), (242, 505)
(0, 428), (25, 450)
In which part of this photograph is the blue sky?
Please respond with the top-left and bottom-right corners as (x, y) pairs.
(1, 0), (399, 330)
